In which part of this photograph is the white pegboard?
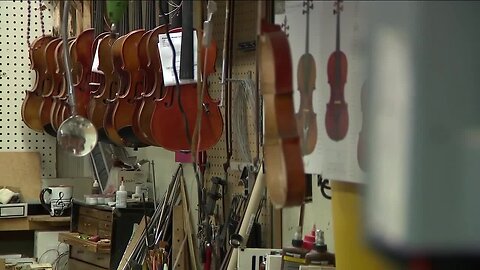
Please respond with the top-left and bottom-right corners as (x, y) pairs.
(0, 0), (56, 177)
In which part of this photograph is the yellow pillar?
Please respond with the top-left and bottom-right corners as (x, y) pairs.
(331, 181), (394, 270)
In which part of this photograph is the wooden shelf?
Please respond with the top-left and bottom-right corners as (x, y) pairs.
(0, 215), (70, 231)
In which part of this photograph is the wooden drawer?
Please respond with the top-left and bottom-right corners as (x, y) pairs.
(79, 206), (112, 222)
(58, 232), (110, 254)
(98, 229), (111, 239)
(98, 219), (112, 232)
(78, 215), (98, 236)
(69, 258), (108, 270)
(70, 246), (110, 269)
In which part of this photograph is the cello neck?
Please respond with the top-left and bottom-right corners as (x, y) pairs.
(335, 0), (341, 52)
(304, 0), (311, 54)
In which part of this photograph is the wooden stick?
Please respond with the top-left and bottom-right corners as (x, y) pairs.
(180, 173), (199, 270)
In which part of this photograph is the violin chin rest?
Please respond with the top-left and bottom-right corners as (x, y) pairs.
(325, 103), (349, 141)
(118, 126), (149, 148)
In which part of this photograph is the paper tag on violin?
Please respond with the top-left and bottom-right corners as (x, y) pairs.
(91, 42), (100, 73)
(158, 31), (198, 86)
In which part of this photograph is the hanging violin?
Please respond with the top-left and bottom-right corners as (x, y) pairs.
(101, 1), (131, 146)
(150, 2), (223, 152)
(39, 38), (62, 136)
(86, 0), (117, 143)
(105, 1), (148, 148)
(132, 1), (167, 147)
(295, 0), (318, 155)
(21, 0), (55, 132)
(325, 0), (349, 141)
(259, 13), (305, 207)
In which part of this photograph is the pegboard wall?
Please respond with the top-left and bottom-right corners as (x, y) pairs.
(202, 1), (271, 246)
(0, 0), (56, 178)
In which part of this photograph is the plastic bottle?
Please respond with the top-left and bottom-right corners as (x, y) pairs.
(91, 179), (101, 195)
(303, 224), (316, 251)
(116, 180), (127, 208)
(305, 229), (336, 266)
(281, 226), (308, 270)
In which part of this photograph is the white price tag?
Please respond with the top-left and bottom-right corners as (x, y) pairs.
(158, 31), (198, 87)
(91, 41), (101, 73)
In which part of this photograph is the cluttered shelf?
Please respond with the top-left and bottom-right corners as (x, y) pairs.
(0, 215), (70, 232)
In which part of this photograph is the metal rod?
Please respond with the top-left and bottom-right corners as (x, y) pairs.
(62, 0), (77, 116)
(151, 160), (157, 208)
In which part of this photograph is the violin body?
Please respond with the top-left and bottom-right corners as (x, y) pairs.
(50, 39), (76, 132)
(108, 29), (148, 147)
(325, 50), (348, 141)
(259, 22), (305, 207)
(53, 40), (81, 129)
(103, 34), (129, 147)
(133, 25), (167, 146)
(150, 29), (223, 152)
(72, 28), (95, 118)
(295, 52), (317, 155)
(88, 34), (121, 144)
(132, 29), (157, 146)
(39, 38), (62, 136)
(21, 35), (56, 132)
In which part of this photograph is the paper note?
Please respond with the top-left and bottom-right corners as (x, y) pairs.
(158, 31), (198, 87)
(91, 42), (101, 73)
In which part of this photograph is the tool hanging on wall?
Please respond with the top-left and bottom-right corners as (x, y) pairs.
(219, 0), (235, 177)
(56, 0), (98, 157)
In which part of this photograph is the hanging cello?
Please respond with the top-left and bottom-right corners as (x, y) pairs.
(150, 0), (223, 152)
(295, 0), (318, 155)
(325, 0), (349, 141)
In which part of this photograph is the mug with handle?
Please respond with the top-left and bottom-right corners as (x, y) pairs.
(40, 187), (72, 216)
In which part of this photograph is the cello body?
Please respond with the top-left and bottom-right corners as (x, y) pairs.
(325, 1), (349, 141)
(259, 22), (305, 207)
(150, 28), (223, 152)
(21, 35), (55, 132)
(325, 50), (348, 141)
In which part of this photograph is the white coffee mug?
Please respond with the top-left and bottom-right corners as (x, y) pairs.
(40, 186), (73, 216)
